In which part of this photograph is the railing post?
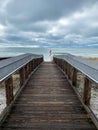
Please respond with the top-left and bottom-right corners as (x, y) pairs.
(66, 63), (68, 76)
(5, 76), (14, 105)
(19, 67), (25, 86)
(72, 68), (77, 86)
(31, 60), (34, 71)
(67, 63), (70, 79)
(25, 65), (28, 79)
(29, 61), (32, 74)
(35, 59), (36, 68)
(33, 59), (35, 69)
(61, 60), (63, 70)
(65, 61), (67, 74)
(70, 65), (73, 81)
(27, 64), (29, 77)
(68, 65), (72, 80)
(62, 60), (65, 72)
(83, 77), (91, 106)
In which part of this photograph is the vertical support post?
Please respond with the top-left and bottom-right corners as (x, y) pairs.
(5, 76), (13, 106)
(63, 61), (66, 73)
(31, 60), (33, 71)
(69, 65), (71, 79)
(67, 64), (70, 79)
(36, 59), (38, 67)
(72, 68), (77, 86)
(62, 60), (64, 71)
(32, 60), (34, 71)
(29, 61), (32, 74)
(61, 60), (63, 70)
(28, 62), (30, 75)
(19, 67), (25, 86)
(83, 77), (91, 106)
(66, 63), (68, 76)
(33, 59), (35, 69)
(27, 63), (30, 76)
(25, 65), (28, 79)
(65, 61), (67, 74)
(35, 59), (36, 69)
(68, 65), (71, 80)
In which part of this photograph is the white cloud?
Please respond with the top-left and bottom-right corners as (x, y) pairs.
(59, 18), (70, 26)
(0, 24), (6, 36)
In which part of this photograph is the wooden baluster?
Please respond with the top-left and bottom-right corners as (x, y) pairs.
(58, 59), (60, 66)
(67, 64), (69, 78)
(58, 59), (59, 66)
(67, 64), (70, 79)
(19, 67), (25, 86)
(66, 63), (68, 76)
(35, 59), (37, 67)
(31, 60), (33, 71)
(62, 60), (64, 72)
(34, 59), (36, 69)
(30, 61), (32, 73)
(24, 65), (27, 79)
(83, 77), (91, 106)
(65, 61), (67, 74)
(27, 63), (29, 76)
(28, 62), (30, 75)
(29, 61), (32, 74)
(63, 61), (65, 73)
(60, 60), (62, 69)
(69, 65), (72, 80)
(36, 59), (38, 67)
(72, 68), (77, 86)
(32, 60), (34, 70)
(35, 59), (37, 68)
(69, 65), (71, 80)
(5, 76), (13, 105)
(33, 59), (35, 69)
(35, 59), (36, 68)
(61, 60), (63, 70)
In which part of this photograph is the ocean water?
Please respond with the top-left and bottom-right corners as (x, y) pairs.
(0, 47), (98, 61)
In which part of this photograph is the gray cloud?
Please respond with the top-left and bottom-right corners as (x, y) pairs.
(0, 0), (98, 47)
(7, 0), (94, 21)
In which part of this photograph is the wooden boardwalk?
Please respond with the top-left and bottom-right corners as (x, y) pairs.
(1, 62), (97, 129)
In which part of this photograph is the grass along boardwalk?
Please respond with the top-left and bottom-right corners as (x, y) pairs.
(0, 62), (97, 129)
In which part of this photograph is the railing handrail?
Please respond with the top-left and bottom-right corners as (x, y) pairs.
(0, 53), (43, 83)
(0, 53), (42, 68)
(54, 54), (98, 84)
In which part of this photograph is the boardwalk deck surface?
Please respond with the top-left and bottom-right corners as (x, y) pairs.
(0, 62), (97, 130)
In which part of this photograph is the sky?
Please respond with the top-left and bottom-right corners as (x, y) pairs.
(0, 0), (98, 48)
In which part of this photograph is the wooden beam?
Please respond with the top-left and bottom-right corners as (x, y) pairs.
(5, 76), (14, 106)
(72, 68), (77, 87)
(83, 77), (91, 106)
(19, 67), (25, 86)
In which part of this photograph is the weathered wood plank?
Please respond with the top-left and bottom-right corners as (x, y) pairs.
(83, 77), (91, 105)
(5, 76), (13, 105)
(0, 62), (97, 129)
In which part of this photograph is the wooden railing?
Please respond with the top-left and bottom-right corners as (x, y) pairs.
(53, 54), (98, 127)
(0, 53), (43, 122)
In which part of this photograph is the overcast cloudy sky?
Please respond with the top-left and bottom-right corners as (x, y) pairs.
(0, 0), (98, 48)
